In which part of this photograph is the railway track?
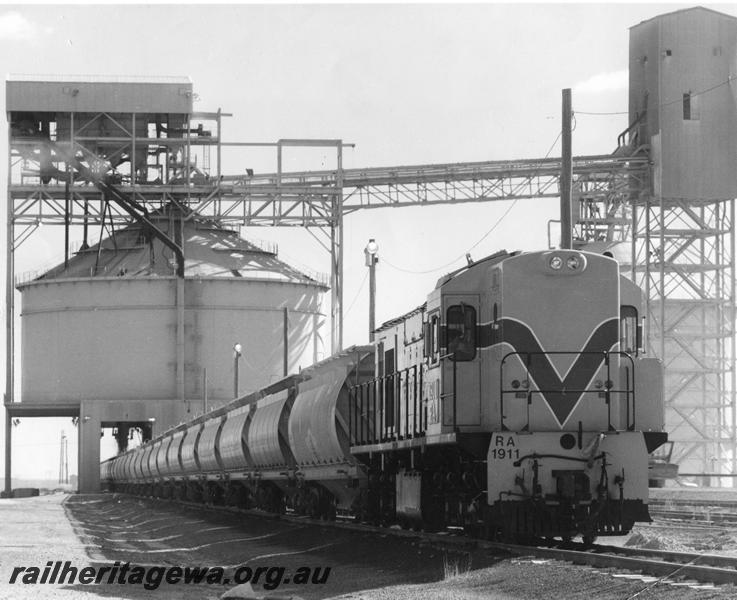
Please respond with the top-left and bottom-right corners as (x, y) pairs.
(650, 510), (737, 526)
(111, 493), (737, 589)
(647, 497), (737, 527)
(491, 542), (737, 587)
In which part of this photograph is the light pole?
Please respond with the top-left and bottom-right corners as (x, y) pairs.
(364, 239), (379, 342)
(233, 343), (242, 398)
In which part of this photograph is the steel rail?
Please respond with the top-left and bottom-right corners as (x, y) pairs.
(491, 542), (737, 585)
(649, 508), (737, 525)
(649, 496), (737, 509)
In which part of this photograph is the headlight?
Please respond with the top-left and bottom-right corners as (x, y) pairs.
(566, 255), (581, 270)
(549, 256), (563, 270)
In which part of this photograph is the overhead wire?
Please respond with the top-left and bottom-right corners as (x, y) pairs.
(344, 269), (369, 316)
(575, 74), (735, 116)
(380, 129), (564, 276)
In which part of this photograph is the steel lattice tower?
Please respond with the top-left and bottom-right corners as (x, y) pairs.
(628, 7), (737, 482)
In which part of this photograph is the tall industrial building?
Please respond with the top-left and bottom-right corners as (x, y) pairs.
(629, 7), (737, 479)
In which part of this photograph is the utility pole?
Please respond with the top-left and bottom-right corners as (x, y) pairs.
(233, 343), (242, 398)
(58, 431), (68, 485)
(364, 239), (379, 342)
(560, 88), (573, 249)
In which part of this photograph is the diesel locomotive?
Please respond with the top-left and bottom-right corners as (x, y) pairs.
(102, 248), (666, 543)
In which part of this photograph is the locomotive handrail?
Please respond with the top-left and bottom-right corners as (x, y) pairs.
(349, 364), (425, 447)
(499, 350), (636, 432)
(513, 452), (607, 467)
(439, 352), (457, 432)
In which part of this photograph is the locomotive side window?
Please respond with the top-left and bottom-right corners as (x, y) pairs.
(620, 305), (638, 355)
(447, 304), (476, 361)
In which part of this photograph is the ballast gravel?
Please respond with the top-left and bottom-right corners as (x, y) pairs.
(2, 493), (736, 600)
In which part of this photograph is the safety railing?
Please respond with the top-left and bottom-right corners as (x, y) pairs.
(499, 351), (635, 432)
(348, 365), (425, 446)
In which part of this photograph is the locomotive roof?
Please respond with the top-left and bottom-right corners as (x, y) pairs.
(434, 249), (513, 289)
(376, 303), (426, 333)
(375, 250), (518, 333)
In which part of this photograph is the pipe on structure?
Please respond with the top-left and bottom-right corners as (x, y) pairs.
(560, 88), (573, 249)
(5, 117), (13, 496)
(283, 307), (289, 377)
(3, 407), (10, 495)
(176, 276), (185, 409)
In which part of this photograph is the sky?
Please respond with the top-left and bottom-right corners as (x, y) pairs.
(2, 1), (734, 481)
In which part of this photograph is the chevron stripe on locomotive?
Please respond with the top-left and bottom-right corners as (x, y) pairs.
(102, 249), (666, 543)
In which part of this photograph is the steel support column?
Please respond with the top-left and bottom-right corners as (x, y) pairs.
(5, 120), (13, 496)
(633, 196), (736, 481)
(330, 200), (343, 354)
(3, 407), (10, 495)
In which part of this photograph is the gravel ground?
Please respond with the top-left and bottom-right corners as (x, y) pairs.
(2, 493), (736, 600)
(333, 522), (737, 600)
(0, 494), (114, 600)
(330, 558), (735, 600)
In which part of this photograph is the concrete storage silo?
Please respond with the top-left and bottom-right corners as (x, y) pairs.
(17, 208), (327, 490)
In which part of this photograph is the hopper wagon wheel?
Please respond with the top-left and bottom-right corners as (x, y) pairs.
(324, 500), (337, 521)
(581, 532), (597, 546)
(307, 490), (320, 518)
(313, 487), (336, 521)
(255, 486), (267, 510)
(271, 488), (287, 515)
